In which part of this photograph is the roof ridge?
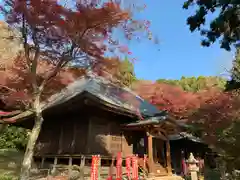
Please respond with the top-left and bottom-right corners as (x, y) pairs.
(86, 71), (144, 101)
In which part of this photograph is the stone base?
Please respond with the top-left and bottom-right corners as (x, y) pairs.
(148, 173), (155, 178)
(146, 175), (184, 180)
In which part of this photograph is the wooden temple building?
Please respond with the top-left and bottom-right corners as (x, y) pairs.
(169, 132), (216, 175)
(4, 74), (182, 177)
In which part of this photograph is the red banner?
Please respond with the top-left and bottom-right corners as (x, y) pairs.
(107, 157), (114, 180)
(143, 154), (147, 171)
(181, 158), (187, 176)
(132, 155), (138, 180)
(116, 152), (122, 180)
(97, 155), (101, 180)
(126, 156), (131, 180)
(91, 155), (98, 180)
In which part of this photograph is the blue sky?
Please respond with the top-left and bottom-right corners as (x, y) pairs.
(0, 0), (235, 81)
(125, 0), (235, 81)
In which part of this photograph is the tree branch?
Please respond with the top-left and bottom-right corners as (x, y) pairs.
(30, 28), (40, 92)
(21, 14), (31, 69)
(38, 24), (92, 93)
(36, 19), (104, 98)
(0, 85), (16, 94)
(0, 110), (33, 124)
(0, 110), (22, 117)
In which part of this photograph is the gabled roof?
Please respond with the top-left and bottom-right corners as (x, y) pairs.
(44, 73), (166, 118)
(0, 74), (168, 124)
(168, 132), (203, 143)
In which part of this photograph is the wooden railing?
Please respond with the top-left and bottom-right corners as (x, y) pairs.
(33, 153), (148, 180)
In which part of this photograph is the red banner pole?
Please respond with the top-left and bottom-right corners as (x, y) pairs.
(107, 156), (114, 180)
(126, 156), (131, 180)
(116, 152), (122, 180)
(91, 155), (97, 180)
(135, 155), (139, 180)
(143, 154), (147, 172)
(97, 155), (101, 180)
(132, 155), (139, 180)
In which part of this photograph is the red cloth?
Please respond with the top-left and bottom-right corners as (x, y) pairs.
(0, 111), (11, 115)
(181, 158), (187, 176)
(132, 155), (139, 180)
(116, 152), (122, 180)
(107, 159), (114, 180)
(126, 156), (131, 179)
(91, 155), (98, 180)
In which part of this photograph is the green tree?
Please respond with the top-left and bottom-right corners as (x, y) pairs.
(119, 56), (137, 87)
(157, 76), (226, 92)
(0, 125), (28, 150)
(94, 56), (137, 87)
(183, 0), (240, 51)
(156, 78), (180, 86)
(225, 47), (240, 90)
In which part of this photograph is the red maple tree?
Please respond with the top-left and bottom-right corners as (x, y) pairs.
(0, 0), (152, 178)
(134, 81), (240, 168)
(189, 89), (240, 167)
(132, 81), (201, 119)
(188, 89), (238, 136)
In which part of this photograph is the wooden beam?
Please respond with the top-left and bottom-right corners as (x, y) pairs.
(148, 128), (168, 140)
(68, 157), (73, 176)
(166, 140), (172, 175)
(121, 126), (145, 131)
(107, 123), (111, 153)
(147, 132), (154, 174)
(86, 118), (92, 154)
(52, 157), (58, 174)
(152, 126), (167, 135)
(71, 121), (77, 154)
(79, 155), (85, 180)
(156, 132), (167, 141)
(41, 157), (45, 168)
(58, 123), (63, 154)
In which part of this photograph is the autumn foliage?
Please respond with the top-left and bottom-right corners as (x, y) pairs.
(93, 56), (136, 86)
(0, 0), (135, 110)
(0, 0), (239, 175)
(0, 55), (87, 110)
(133, 80), (240, 168)
(132, 81), (201, 119)
(2, 0), (130, 62)
(0, 0), (148, 178)
(0, 0), (154, 110)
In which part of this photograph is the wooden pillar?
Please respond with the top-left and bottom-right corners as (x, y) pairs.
(52, 157), (58, 174)
(79, 155), (85, 180)
(68, 157), (73, 176)
(147, 132), (154, 175)
(41, 157), (45, 168)
(71, 121), (77, 154)
(58, 123), (63, 154)
(166, 140), (172, 175)
(86, 118), (92, 154)
(107, 123), (111, 153)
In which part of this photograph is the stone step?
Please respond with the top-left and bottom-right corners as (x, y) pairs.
(147, 175), (184, 180)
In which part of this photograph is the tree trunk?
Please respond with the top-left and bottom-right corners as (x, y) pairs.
(19, 96), (43, 180)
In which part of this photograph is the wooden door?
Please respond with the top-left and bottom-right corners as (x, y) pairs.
(87, 117), (110, 155)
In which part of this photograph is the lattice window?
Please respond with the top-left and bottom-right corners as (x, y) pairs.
(111, 136), (122, 142)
